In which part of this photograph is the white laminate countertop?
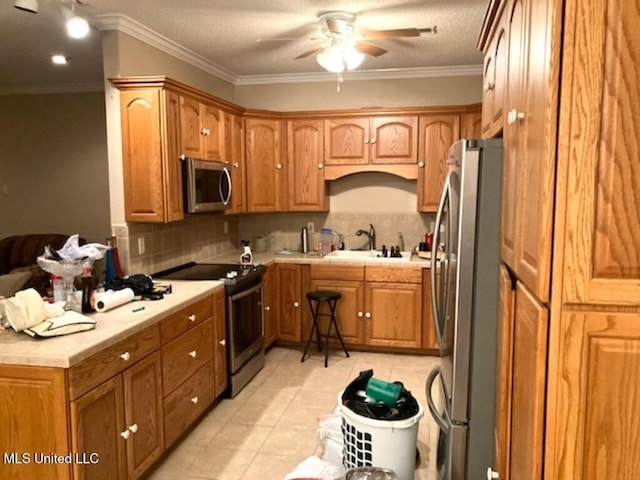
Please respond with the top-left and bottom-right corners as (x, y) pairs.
(0, 280), (224, 369)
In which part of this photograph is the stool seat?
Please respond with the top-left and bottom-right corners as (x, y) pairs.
(306, 291), (341, 302)
(301, 290), (349, 367)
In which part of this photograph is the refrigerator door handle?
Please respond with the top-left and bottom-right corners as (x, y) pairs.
(431, 172), (451, 351)
(426, 366), (450, 433)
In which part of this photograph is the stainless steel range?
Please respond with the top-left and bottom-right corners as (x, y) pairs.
(154, 262), (267, 397)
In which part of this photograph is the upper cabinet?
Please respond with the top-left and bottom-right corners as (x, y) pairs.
(480, 4), (508, 138)
(119, 87), (184, 223)
(416, 114), (461, 212)
(286, 119), (328, 212)
(224, 112), (246, 214)
(245, 117), (286, 212)
(179, 96), (224, 161)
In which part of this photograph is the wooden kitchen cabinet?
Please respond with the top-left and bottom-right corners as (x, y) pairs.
(325, 115), (418, 168)
(118, 87), (183, 223)
(224, 112), (246, 214)
(421, 268), (438, 351)
(276, 263), (303, 342)
(180, 96), (224, 161)
(245, 117), (287, 212)
(0, 366), (70, 480)
(461, 106), (482, 139)
(286, 119), (328, 212)
(70, 351), (164, 480)
(212, 288), (227, 397)
(416, 113), (461, 212)
(262, 263), (278, 348)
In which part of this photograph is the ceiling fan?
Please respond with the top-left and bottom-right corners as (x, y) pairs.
(292, 11), (437, 71)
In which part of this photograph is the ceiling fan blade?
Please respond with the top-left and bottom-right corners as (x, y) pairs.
(295, 45), (324, 59)
(355, 42), (388, 57)
(360, 26), (436, 39)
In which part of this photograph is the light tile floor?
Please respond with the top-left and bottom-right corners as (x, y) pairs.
(148, 347), (440, 480)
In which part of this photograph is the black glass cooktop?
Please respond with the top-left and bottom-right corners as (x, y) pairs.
(153, 262), (266, 294)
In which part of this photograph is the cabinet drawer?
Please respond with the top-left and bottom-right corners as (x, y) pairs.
(163, 361), (215, 448)
(160, 295), (213, 345)
(365, 266), (422, 283)
(310, 264), (364, 281)
(161, 319), (213, 395)
(68, 324), (160, 401)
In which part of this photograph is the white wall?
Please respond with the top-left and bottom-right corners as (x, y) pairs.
(0, 93), (111, 243)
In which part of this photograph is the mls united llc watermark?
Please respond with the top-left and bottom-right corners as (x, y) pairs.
(3, 452), (99, 465)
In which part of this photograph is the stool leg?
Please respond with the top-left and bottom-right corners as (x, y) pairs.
(329, 299), (350, 360)
(301, 298), (320, 363)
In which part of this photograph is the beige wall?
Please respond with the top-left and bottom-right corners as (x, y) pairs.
(0, 93), (110, 243)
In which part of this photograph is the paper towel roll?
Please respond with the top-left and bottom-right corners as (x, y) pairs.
(95, 288), (136, 313)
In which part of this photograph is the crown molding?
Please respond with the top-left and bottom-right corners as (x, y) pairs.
(0, 82), (105, 96)
(91, 14), (482, 86)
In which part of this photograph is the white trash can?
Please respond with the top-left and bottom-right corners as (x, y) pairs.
(341, 398), (423, 480)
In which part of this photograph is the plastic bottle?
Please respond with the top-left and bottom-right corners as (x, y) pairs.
(51, 274), (65, 303)
(81, 269), (94, 314)
(240, 240), (253, 265)
(398, 232), (405, 253)
(320, 228), (333, 256)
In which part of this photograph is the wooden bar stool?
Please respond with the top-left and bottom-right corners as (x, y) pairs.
(301, 290), (350, 367)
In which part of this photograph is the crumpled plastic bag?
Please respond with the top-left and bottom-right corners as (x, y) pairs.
(284, 455), (346, 480)
(50, 234), (109, 261)
(317, 412), (344, 465)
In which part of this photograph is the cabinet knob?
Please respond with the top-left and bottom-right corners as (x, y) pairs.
(219, 339), (226, 346)
(128, 424), (138, 434)
(364, 138), (370, 144)
(191, 396), (199, 404)
(357, 311), (364, 318)
(265, 305), (271, 311)
(370, 138), (376, 144)
(201, 128), (207, 136)
(293, 301), (299, 308)
(507, 108), (526, 125)
(365, 312), (371, 319)
(487, 467), (499, 480)
(120, 429), (130, 440)
(318, 163), (324, 169)
(189, 350), (197, 358)
(418, 162), (425, 168)
(188, 314), (196, 322)
(120, 352), (130, 361)
(485, 82), (495, 92)
(234, 162), (239, 168)
(179, 154), (186, 160)
(276, 163), (282, 170)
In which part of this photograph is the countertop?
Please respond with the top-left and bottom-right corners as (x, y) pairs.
(0, 280), (224, 368)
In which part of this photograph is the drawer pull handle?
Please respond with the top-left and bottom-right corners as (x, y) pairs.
(120, 429), (130, 440)
(188, 314), (196, 322)
(219, 339), (226, 346)
(191, 396), (199, 404)
(120, 352), (130, 361)
(129, 424), (138, 433)
(189, 350), (197, 358)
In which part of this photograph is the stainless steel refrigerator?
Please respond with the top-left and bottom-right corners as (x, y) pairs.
(426, 138), (502, 480)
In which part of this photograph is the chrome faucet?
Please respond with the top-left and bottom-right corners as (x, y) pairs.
(355, 223), (376, 250)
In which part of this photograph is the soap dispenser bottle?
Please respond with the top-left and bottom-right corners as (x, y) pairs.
(240, 240), (253, 265)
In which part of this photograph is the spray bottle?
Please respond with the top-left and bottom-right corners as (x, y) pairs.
(240, 240), (253, 265)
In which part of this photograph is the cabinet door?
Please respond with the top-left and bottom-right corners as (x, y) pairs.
(309, 278), (365, 345)
(325, 117), (369, 165)
(212, 288), (228, 397)
(202, 104), (224, 161)
(461, 108), (482, 139)
(122, 352), (163, 480)
(262, 263), (277, 348)
(560, 0), (640, 305)
(365, 282), (422, 348)
(245, 118), (285, 212)
(225, 112), (246, 214)
(70, 375), (127, 480)
(421, 268), (438, 350)
(276, 264), (302, 342)
(287, 119), (328, 211)
(481, 38), (497, 137)
(179, 96), (203, 159)
(370, 116), (418, 164)
(550, 310), (640, 480)
(163, 91), (184, 222)
(417, 114), (460, 212)
(509, 281), (547, 480)
(491, 264), (515, 480)
(0, 366), (70, 480)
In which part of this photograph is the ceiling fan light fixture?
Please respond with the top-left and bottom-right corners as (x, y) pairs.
(316, 39), (364, 73)
(14, 0), (38, 13)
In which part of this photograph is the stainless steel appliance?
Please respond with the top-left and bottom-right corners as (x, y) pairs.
(182, 157), (232, 213)
(154, 262), (266, 397)
(426, 139), (502, 480)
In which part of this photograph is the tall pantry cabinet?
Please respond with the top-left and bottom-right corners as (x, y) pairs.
(480, 0), (640, 479)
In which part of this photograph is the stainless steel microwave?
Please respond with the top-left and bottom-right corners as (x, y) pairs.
(182, 157), (232, 213)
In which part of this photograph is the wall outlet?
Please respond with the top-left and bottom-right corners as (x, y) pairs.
(223, 220), (229, 235)
(307, 222), (315, 233)
(137, 237), (146, 255)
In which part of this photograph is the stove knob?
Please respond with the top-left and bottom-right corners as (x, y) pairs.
(226, 272), (235, 279)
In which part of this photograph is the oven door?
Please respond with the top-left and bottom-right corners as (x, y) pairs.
(226, 280), (264, 374)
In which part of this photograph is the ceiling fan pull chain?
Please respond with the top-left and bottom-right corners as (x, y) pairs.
(336, 72), (343, 92)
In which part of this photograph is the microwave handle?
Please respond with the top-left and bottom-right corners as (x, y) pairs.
(220, 167), (232, 206)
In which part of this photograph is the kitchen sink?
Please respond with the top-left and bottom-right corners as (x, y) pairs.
(324, 250), (412, 263)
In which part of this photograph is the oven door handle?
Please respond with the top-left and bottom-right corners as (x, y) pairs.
(228, 279), (264, 302)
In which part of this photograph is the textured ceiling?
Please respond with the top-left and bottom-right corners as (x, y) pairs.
(0, 0), (488, 92)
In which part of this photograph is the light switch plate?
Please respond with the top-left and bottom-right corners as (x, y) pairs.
(307, 222), (315, 233)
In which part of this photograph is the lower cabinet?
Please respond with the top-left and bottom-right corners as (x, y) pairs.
(212, 288), (228, 398)
(70, 351), (164, 480)
(276, 263), (304, 342)
(308, 265), (423, 349)
(262, 263), (278, 348)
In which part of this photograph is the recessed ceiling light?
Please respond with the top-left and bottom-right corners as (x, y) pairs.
(52, 55), (68, 65)
(66, 16), (90, 39)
